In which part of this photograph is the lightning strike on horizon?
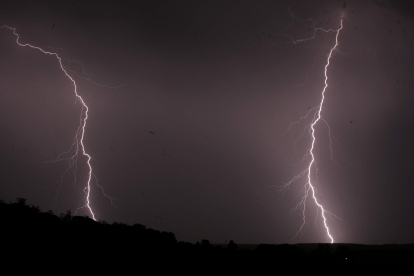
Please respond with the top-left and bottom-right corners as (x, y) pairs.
(275, 11), (344, 243)
(0, 25), (118, 221)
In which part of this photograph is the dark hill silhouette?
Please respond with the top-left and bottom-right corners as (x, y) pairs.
(1, 198), (412, 273)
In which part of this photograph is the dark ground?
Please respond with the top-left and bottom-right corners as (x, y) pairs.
(2, 198), (413, 273)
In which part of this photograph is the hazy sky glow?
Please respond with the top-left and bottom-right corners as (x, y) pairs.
(1, 0), (414, 244)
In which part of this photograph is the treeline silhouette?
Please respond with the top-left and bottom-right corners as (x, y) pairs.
(1, 198), (412, 273)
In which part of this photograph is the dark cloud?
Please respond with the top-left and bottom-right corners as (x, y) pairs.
(373, 0), (414, 17)
(0, 0), (413, 244)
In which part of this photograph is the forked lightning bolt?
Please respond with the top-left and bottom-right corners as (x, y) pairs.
(1, 25), (117, 221)
(275, 12), (344, 243)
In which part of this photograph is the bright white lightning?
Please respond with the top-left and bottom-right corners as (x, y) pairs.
(0, 25), (109, 221)
(276, 13), (344, 243)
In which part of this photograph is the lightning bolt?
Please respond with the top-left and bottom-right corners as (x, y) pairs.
(1, 25), (116, 221)
(275, 12), (344, 243)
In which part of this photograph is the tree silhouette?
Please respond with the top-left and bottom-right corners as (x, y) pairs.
(60, 209), (72, 222)
(228, 240), (238, 251)
(16, 197), (27, 205)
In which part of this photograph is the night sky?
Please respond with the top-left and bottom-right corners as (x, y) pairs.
(1, 0), (414, 244)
